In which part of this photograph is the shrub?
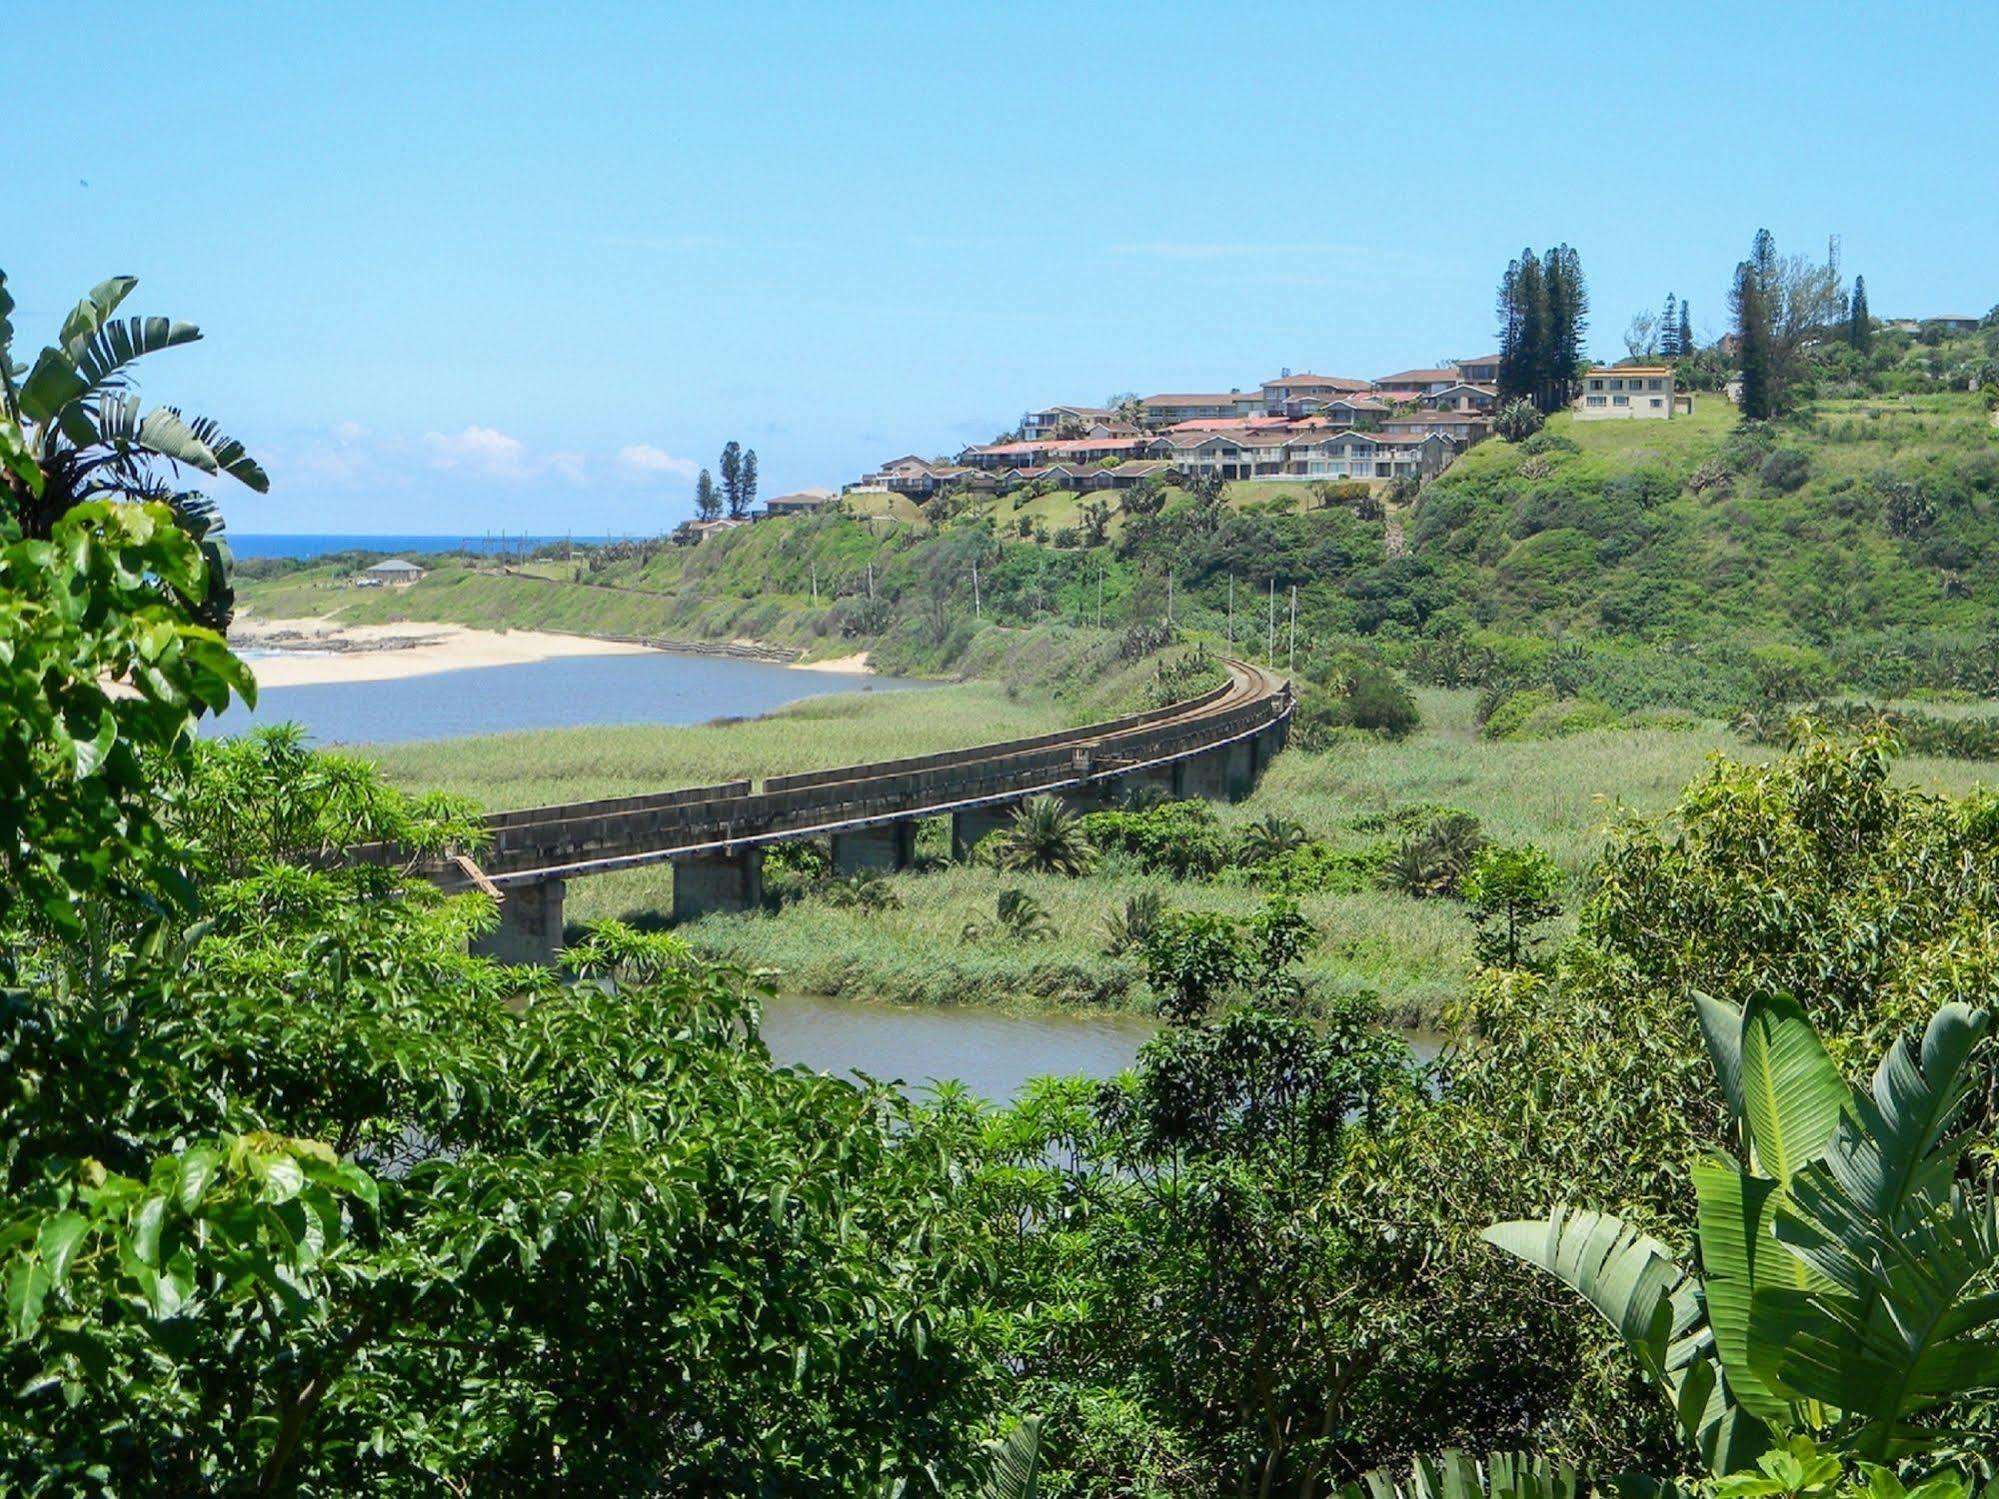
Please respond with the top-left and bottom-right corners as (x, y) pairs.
(1243, 841), (1388, 896)
(1377, 811), (1487, 898)
(1101, 890), (1168, 957)
(1687, 458), (1732, 496)
(1461, 843), (1564, 969)
(1758, 447), (1811, 493)
(1339, 664), (1422, 739)
(1082, 800), (1227, 880)
(1518, 430), (1579, 458)
(1493, 400), (1545, 443)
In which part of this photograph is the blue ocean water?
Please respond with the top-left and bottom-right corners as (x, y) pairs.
(230, 534), (616, 560)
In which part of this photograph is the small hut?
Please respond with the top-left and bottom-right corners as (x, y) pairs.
(359, 558), (426, 587)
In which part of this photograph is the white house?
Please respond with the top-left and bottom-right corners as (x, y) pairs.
(1575, 366), (1687, 420)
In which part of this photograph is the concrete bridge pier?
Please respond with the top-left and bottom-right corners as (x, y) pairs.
(472, 878), (566, 966)
(1223, 737), (1258, 800)
(831, 819), (917, 874)
(951, 803), (1017, 861)
(1178, 746), (1233, 801)
(673, 847), (764, 922)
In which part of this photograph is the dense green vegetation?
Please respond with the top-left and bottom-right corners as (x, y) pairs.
(377, 685), (1996, 1025)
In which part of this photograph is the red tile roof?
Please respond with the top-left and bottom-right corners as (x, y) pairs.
(1374, 368), (1461, 385)
(1260, 373), (1372, 392)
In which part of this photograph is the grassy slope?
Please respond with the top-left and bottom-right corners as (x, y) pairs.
(365, 683), (1995, 1024)
(1415, 390), (1999, 643)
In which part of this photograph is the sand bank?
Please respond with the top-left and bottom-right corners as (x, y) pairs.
(234, 618), (657, 688)
(791, 652), (872, 675)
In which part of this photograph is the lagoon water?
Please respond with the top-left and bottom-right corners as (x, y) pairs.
(762, 993), (1157, 1101)
(201, 649), (923, 745)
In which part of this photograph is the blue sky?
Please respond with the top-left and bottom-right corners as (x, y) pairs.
(8, 1), (1995, 534)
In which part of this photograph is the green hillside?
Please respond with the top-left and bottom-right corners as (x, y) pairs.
(240, 327), (1999, 718)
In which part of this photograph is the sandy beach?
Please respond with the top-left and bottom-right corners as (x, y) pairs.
(792, 652), (872, 675)
(233, 617), (659, 688)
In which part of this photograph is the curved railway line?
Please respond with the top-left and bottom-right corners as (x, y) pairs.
(410, 657), (1293, 963)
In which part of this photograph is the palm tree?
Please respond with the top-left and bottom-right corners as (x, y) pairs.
(1237, 813), (1308, 865)
(992, 795), (1097, 877)
(0, 271), (267, 625)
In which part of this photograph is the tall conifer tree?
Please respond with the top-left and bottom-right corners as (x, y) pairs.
(1495, 244), (1589, 412)
(1849, 274), (1872, 352)
(694, 468), (720, 521)
(1678, 299), (1693, 357)
(1660, 293), (1680, 358)
(719, 441), (743, 517)
(1732, 261), (1774, 420)
(740, 448), (759, 515)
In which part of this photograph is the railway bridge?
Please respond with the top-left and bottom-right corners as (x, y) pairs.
(401, 658), (1293, 964)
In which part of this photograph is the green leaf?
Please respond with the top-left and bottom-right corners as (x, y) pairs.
(35, 1212), (90, 1285)
(17, 347), (89, 425)
(1738, 993), (1849, 1186)
(1694, 989), (1746, 1128)
(0, 417), (41, 496)
(57, 276), (138, 358)
(1690, 1161), (1796, 1423)
(74, 316), (202, 395)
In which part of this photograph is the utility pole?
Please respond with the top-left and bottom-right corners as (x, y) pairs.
(1288, 584), (1297, 674)
(1266, 578), (1276, 668)
(810, 560), (818, 605)
(1227, 574), (1235, 645)
(971, 558), (982, 620)
(1166, 570), (1174, 626)
(1096, 563), (1103, 628)
(867, 558), (875, 600)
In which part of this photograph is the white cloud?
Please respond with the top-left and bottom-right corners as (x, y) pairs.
(424, 425), (530, 478)
(333, 420), (367, 442)
(616, 443), (700, 480)
(547, 450), (589, 484)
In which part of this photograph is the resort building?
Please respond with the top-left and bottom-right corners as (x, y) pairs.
(1575, 366), (1690, 420)
(1454, 353), (1502, 385)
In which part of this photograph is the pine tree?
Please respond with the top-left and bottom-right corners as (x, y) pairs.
(693, 468), (720, 521)
(1542, 244), (1588, 411)
(1660, 293), (1680, 358)
(740, 449), (759, 516)
(1849, 274), (1872, 352)
(719, 441), (743, 518)
(1678, 299), (1694, 357)
(1732, 261), (1774, 420)
(1495, 245), (1589, 413)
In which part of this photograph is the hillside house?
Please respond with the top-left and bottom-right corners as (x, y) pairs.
(762, 487), (837, 517)
(1382, 411), (1490, 443)
(1141, 392), (1260, 426)
(1259, 373), (1371, 413)
(1576, 366), (1685, 420)
(1454, 354), (1501, 385)
(1372, 368), (1462, 400)
(1021, 404), (1113, 439)
(358, 558), (426, 587)
(1420, 383), (1499, 412)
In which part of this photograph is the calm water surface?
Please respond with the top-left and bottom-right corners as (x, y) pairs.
(201, 651), (923, 744)
(761, 994), (1445, 1101)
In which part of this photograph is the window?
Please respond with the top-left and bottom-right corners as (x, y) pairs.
(1610, 378), (1625, 391)
(1649, 398), (1663, 408)
(1648, 378), (1663, 390)
(1612, 395), (1629, 406)
(1590, 378), (1604, 391)
(1585, 395), (1607, 407)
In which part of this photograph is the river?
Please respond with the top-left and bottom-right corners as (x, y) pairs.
(202, 649), (924, 744)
